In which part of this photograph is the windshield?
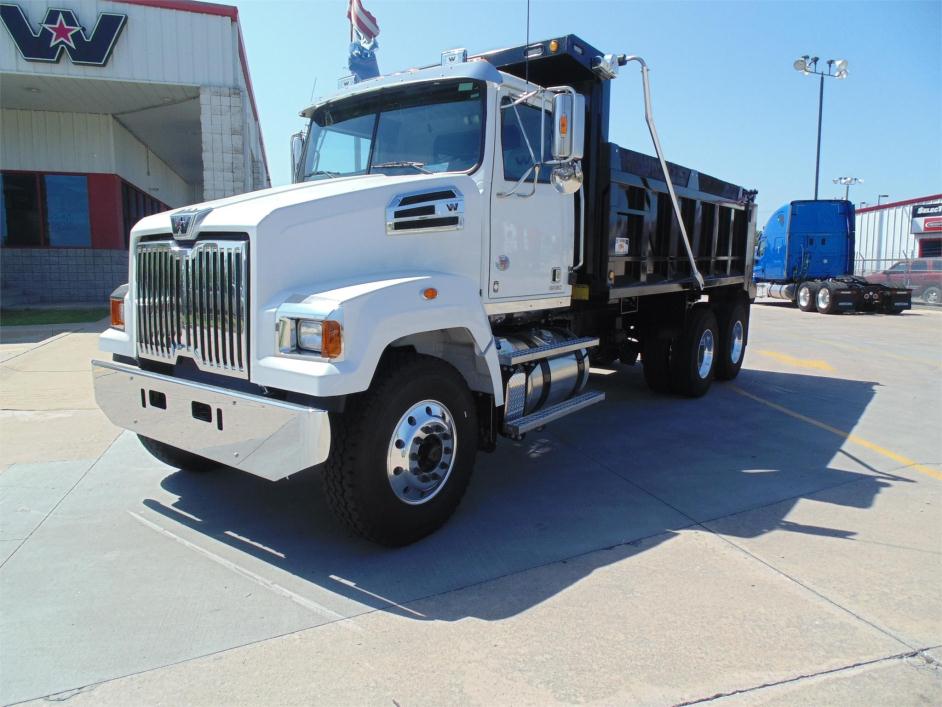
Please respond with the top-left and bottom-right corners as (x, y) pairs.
(300, 80), (485, 181)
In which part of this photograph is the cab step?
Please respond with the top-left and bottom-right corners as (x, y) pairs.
(498, 336), (599, 366)
(502, 390), (605, 437)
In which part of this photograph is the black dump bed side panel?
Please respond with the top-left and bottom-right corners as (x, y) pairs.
(595, 144), (757, 299)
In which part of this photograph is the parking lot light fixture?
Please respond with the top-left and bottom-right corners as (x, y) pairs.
(794, 55), (850, 200)
(833, 176), (863, 200)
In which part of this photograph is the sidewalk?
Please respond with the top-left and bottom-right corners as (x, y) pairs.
(0, 318), (118, 470)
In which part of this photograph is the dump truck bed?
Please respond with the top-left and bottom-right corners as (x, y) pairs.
(591, 144), (757, 299)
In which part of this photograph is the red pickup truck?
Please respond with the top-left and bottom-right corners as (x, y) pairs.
(864, 258), (942, 304)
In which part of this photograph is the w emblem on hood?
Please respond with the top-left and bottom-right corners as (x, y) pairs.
(171, 214), (192, 238)
(0, 4), (127, 67)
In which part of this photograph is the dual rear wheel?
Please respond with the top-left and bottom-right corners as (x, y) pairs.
(642, 300), (748, 398)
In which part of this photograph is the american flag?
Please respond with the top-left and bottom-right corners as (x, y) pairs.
(347, 0), (380, 41)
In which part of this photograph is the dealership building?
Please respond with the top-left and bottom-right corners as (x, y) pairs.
(0, 0), (269, 304)
(854, 193), (942, 274)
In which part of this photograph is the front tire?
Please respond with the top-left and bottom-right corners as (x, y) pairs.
(922, 286), (941, 305)
(670, 306), (718, 398)
(323, 353), (478, 546)
(138, 436), (217, 472)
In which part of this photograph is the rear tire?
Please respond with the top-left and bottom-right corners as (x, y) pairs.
(670, 306), (718, 398)
(797, 282), (818, 312)
(323, 352), (477, 546)
(816, 282), (839, 314)
(642, 334), (673, 394)
(715, 301), (748, 381)
(138, 436), (217, 472)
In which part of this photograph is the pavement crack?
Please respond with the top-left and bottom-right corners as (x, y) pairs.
(38, 682), (99, 703)
(674, 648), (935, 705)
(0, 331), (72, 364)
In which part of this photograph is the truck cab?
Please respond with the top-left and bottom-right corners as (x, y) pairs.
(754, 200), (910, 314)
(290, 54), (582, 311)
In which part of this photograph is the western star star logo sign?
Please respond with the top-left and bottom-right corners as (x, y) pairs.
(0, 4), (127, 66)
(43, 12), (80, 50)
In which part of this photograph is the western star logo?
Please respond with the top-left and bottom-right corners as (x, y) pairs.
(0, 4), (127, 66)
(171, 214), (193, 237)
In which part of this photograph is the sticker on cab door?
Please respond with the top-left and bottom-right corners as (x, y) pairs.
(615, 238), (630, 255)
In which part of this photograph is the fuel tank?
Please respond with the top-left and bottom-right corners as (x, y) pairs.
(496, 327), (591, 415)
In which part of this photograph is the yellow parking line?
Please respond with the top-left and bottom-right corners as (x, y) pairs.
(730, 384), (942, 481)
(757, 349), (835, 372)
(810, 337), (942, 370)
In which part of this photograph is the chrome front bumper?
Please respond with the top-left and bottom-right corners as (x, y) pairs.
(92, 359), (330, 481)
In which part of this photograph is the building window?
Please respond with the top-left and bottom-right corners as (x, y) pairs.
(0, 173), (42, 246)
(0, 171), (90, 247)
(122, 180), (168, 248)
(919, 239), (941, 258)
(44, 175), (91, 247)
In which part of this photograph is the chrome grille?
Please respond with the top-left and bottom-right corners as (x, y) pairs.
(135, 239), (249, 379)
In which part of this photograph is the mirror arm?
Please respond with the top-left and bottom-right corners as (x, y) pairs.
(498, 99), (540, 199)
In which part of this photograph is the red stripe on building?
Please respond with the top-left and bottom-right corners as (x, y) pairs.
(857, 193), (942, 214)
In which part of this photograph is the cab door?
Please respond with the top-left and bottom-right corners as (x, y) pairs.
(488, 91), (571, 301)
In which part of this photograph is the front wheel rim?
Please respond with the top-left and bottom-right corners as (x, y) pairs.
(697, 329), (715, 379)
(926, 289), (940, 304)
(729, 320), (744, 364)
(817, 287), (831, 310)
(386, 399), (456, 506)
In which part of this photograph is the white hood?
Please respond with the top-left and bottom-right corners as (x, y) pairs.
(129, 173), (461, 240)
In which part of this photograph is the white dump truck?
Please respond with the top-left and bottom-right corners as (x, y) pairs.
(93, 36), (757, 545)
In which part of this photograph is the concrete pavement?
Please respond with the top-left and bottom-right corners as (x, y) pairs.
(0, 305), (940, 705)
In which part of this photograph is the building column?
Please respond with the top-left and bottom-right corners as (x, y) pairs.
(199, 87), (248, 201)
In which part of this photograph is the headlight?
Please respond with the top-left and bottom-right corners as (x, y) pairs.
(297, 320), (324, 351)
(279, 317), (342, 358)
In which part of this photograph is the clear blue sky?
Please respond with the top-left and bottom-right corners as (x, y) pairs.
(238, 0), (941, 226)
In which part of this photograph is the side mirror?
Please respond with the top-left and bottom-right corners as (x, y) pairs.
(551, 162), (583, 194)
(290, 130), (306, 183)
(552, 92), (585, 162)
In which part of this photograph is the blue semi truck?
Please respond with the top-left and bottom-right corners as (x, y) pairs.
(754, 200), (911, 314)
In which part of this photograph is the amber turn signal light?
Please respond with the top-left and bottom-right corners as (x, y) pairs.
(320, 320), (343, 358)
(422, 287), (438, 300)
(110, 297), (125, 330)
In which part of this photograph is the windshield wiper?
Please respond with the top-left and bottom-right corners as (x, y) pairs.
(371, 161), (431, 174)
(302, 169), (340, 180)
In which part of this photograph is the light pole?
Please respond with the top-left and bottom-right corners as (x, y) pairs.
(833, 176), (862, 200)
(877, 194), (889, 205)
(794, 56), (849, 200)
